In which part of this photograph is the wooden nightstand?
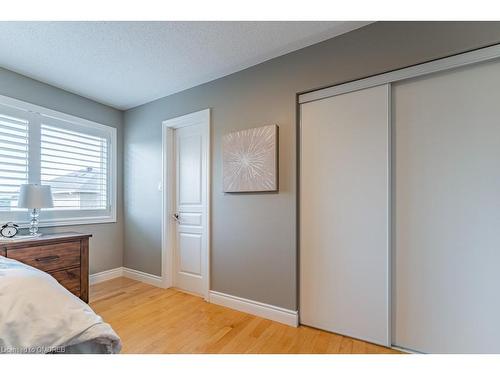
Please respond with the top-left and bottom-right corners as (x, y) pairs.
(0, 232), (92, 303)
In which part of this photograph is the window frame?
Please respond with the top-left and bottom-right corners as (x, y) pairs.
(0, 94), (117, 227)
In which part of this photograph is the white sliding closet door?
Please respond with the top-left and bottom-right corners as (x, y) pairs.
(393, 60), (500, 353)
(300, 84), (390, 346)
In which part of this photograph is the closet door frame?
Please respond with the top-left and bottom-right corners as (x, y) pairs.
(297, 43), (500, 351)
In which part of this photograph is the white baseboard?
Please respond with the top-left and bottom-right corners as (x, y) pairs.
(90, 267), (164, 288)
(122, 267), (164, 288)
(91, 271), (297, 327)
(89, 267), (123, 285)
(208, 290), (298, 327)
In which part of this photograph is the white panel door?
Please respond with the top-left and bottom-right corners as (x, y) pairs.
(173, 123), (208, 296)
(393, 60), (500, 353)
(300, 84), (390, 346)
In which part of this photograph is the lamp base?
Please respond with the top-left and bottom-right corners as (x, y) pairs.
(29, 208), (40, 236)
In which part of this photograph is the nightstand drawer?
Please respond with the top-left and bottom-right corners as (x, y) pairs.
(6, 241), (81, 272)
(50, 267), (81, 296)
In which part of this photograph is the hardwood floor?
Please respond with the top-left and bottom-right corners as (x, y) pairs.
(90, 277), (400, 354)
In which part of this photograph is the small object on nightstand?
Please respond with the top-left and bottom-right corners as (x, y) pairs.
(0, 222), (19, 238)
(17, 184), (54, 237)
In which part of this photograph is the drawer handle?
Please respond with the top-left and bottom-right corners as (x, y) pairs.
(66, 271), (77, 278)
(35, 255), (60, 263)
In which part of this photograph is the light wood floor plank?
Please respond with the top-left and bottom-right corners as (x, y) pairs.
(90, 277), (401, 354)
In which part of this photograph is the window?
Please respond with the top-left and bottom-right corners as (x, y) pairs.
(41, 124), (108, 211)
(0, 96), (116, 226)
(0, 110), (29, 211)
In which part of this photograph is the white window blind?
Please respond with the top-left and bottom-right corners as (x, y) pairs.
(41, 124), (108, 211)
(0, 95), (116, 226)
(0, 111), (29, 211)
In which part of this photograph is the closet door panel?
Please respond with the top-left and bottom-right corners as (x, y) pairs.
(393, 60), (500, 353)
(300, 84), (390, 346)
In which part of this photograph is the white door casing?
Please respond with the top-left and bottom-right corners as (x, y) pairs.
(162, 109), (210, 299)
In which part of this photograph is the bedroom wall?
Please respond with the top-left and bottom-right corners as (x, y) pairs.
(0, 67), (124, 274)
(123, 21), (500, 310)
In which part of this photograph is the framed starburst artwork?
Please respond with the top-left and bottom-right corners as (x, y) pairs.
(222, 124), (278, 192)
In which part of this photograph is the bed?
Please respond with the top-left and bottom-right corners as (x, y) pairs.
(0, 255), (121, 354)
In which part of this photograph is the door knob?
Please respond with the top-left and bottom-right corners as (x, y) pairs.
(172, 213), (180, 222)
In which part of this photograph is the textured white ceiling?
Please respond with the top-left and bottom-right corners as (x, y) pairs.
(0, 21), (370, 109)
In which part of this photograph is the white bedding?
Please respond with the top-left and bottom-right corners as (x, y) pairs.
(0, 255), (121, 354)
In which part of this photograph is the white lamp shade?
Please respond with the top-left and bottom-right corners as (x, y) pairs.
(17, 184), (54, 209)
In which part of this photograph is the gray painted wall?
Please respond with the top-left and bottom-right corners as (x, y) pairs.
(123, 21), (500, 310)
(0, 67), (124, 274)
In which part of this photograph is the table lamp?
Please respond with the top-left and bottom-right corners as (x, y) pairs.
(17, 184), (54, 236)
